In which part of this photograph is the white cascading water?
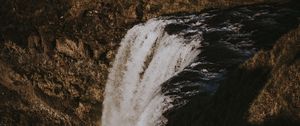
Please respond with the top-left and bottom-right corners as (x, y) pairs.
(102, 18), (202, 126)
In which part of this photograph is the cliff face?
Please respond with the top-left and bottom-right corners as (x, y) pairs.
(198, 25), (300, 126)
(0, 0), (299, 125)
(246, 25), (300, 126)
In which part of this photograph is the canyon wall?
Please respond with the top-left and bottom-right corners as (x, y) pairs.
(0, 0), (297, 125)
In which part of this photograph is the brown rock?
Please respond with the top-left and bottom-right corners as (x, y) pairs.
(0, 0), (297, 125)
(56, 39), (86, 59)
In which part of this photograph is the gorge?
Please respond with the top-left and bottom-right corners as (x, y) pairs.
(0, 0), (300, 126)
(102, 3), (300, 126)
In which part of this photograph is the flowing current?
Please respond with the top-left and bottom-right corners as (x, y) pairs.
(101, 18), (203, 126)
(101, 5), (300, 126)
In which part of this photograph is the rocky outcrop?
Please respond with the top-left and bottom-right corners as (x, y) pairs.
(0, 41), (107, 125)
(246, 26), (300, 126)
(200, 24), (300, 126)
(0, 0), (298, 125)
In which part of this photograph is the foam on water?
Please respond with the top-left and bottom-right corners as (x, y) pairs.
(101, 18), (202, 126)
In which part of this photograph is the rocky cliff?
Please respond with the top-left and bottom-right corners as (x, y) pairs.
(0, 0), (299, 125)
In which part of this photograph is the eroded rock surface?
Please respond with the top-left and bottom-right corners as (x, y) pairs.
(0, 0), (299, 125)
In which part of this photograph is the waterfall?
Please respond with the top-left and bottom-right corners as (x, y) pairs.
(101, 18), (202, 126)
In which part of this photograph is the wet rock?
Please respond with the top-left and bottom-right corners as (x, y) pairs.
(165, 24), (189, 35)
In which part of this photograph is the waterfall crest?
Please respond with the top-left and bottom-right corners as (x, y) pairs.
(101, 18), (202, 126)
